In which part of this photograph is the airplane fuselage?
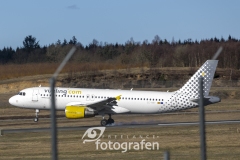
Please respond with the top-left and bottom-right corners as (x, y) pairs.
(9, 87), (195, 114)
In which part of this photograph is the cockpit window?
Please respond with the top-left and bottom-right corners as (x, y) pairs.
(18, 92), (26, 96)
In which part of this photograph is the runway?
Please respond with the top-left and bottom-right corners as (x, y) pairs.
(1, 120), (240, 135)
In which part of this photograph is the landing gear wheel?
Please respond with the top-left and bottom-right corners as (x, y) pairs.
(101, 119), (108, 126)
(106, 114), (114, 125)
(107, 118), (114, 125)
(34, 117), (38, 122)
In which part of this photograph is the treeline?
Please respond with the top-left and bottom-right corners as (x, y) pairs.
(1, 35), (240, 69)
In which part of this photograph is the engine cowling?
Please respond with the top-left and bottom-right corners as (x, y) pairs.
(65, 106), (95, 119)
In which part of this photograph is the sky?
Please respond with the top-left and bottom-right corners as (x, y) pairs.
(1, 0), (240, 49)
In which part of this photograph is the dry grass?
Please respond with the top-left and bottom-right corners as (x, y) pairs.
(0, 62), (145, 81)
(0, 123), (240, 160)
(0, 63), (57, 80)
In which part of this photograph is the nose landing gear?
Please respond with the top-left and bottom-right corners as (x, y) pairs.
(34, 109), (39, 122)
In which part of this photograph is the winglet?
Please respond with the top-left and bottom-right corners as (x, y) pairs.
(115, 95), (122, 101)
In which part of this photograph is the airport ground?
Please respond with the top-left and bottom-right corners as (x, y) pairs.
(0, 88), (240, 160)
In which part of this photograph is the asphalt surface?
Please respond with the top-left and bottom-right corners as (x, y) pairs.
(1, 120), (240, 135)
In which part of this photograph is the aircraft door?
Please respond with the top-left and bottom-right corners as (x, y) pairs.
(32, 89), (38, 101)
(86, 94), (95, 101)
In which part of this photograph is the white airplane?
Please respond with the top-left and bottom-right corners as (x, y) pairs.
(9, 60), (220, 126)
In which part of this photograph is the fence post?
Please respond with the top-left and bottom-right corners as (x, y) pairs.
(0, 129), (3, 136)
(199, 77), (206, 160)
(164, 151), (170, 160)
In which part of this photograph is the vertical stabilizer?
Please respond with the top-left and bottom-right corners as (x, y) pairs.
(177, 60), (218, 98)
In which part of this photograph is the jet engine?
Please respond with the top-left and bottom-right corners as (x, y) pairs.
(65, 106), (96, 119)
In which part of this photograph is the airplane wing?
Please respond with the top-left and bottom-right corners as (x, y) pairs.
(87, 97), (118, 112)
(66, 95), (122, 113)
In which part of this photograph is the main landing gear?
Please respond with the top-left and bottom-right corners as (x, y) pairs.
(34, 109), (39, 122)
(100, 114), (114, 126)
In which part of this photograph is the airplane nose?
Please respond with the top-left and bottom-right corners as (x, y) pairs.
(9, 96), (16, 105)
